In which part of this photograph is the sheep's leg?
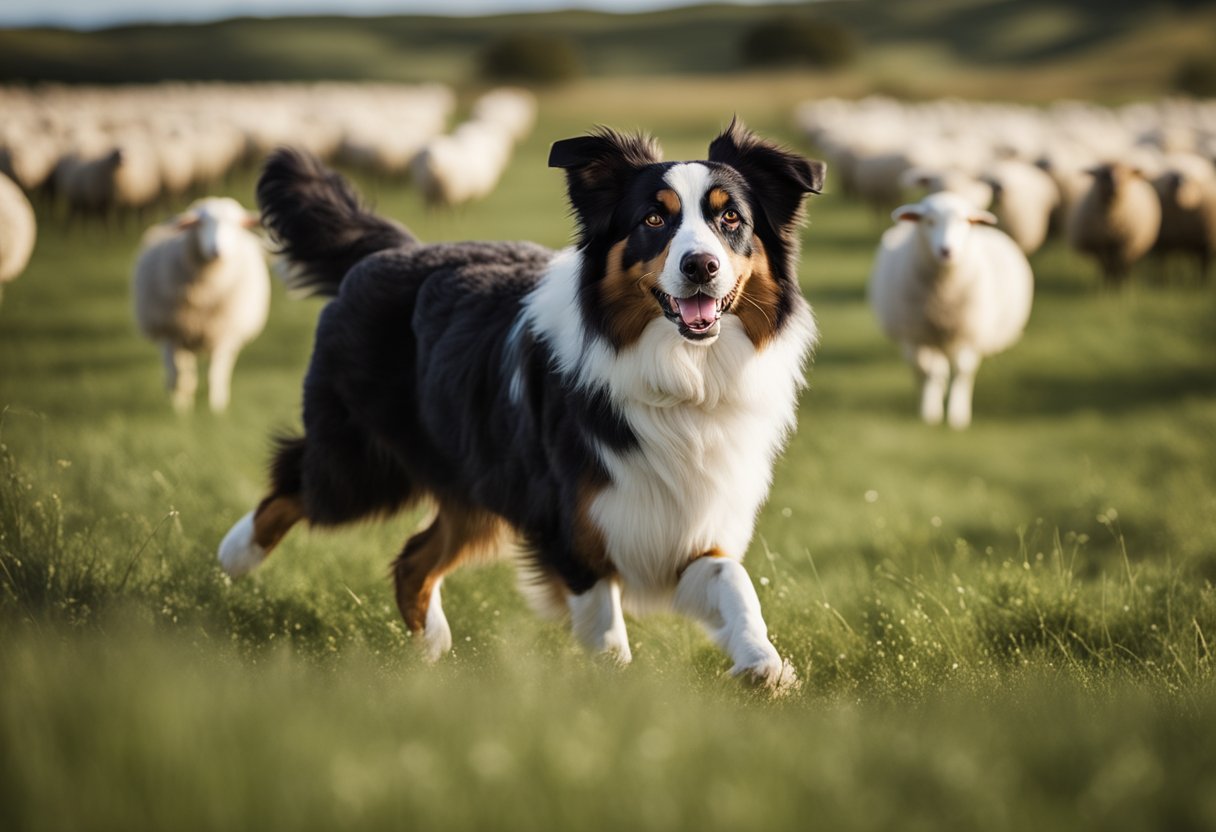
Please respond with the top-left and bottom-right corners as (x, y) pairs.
(947, 347), (981, 430)
(906, 344), (948, 425)
(207, 342), (239, 413)
(674, 554), (796, 692)
(567, 577), (631, 665)
(163, 344), (197, 413)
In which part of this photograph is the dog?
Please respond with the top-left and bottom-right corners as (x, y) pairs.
(218, 120), (824, 688)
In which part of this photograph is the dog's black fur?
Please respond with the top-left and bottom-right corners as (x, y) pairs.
(257, 149), (633, 592)
(248, 121), (824, 617)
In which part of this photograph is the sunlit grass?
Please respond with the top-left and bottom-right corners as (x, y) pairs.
(1, 94), (1215, 830)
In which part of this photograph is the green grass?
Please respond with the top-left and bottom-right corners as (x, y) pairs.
(2, 87), (1216, 830)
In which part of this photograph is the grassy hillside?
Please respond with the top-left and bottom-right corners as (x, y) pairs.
(1, 0), (1215, 100)
(1, 80), (1215, 829)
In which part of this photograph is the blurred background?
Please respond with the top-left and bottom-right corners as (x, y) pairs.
(2, 2), (1216, 831)
(2, 0), (1215, 99)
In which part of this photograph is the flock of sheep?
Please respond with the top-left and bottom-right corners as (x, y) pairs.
(0, 82), (536, 411)
(0, 81), (535, 219)
(2, 87), (1212, 427)
(799, 95), (1216, 281)
(798, 95), (1216, 426)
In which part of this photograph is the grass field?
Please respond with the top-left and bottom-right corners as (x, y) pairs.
(2, 81), (1216, 830)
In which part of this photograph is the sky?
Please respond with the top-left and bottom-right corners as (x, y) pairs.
(0, 0), (801, 30)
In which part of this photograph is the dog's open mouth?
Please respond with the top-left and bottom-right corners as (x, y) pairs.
(652, 280), (741, 341)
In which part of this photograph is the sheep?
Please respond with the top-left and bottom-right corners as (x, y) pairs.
(411, 120), (514, 207)
(900, 166), (994, 210)
(0, 126), (59, 192)
(1152, 153), (1216, 282)
(470, 87), (536, 142)
(132, 197), (269, 413)
(1067, 162), (1162, 286)
(0, 171), (37, 301)
(979, 159), (1060, 255)
(869, 192), (1034, 430)
(57, 141), (161, 218)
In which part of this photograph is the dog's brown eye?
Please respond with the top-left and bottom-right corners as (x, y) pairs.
(722, 209), (741, 229)
(643, 213), (664, 228)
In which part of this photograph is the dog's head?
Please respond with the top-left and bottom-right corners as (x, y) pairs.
(549, 119), (825, 347)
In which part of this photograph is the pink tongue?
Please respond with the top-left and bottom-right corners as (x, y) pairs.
(674, 294), (717, 327)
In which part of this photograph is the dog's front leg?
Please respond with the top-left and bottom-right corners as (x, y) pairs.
(675, 555), (797, 691)
(568, 577), (632, 665)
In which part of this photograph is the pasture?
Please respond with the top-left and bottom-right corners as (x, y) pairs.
(2, 78), (1216, 830)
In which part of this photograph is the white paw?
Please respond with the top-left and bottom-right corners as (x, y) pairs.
(597, 629), (633, 666)
(731, 644), (801, 696)
(217, 511), (265, 578)
(421, 581), (452, 663)
(947, 407), (972, 430)
(921, 400), (944, 425)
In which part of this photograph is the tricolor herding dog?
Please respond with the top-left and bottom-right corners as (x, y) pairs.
(218, 120), (825, 689)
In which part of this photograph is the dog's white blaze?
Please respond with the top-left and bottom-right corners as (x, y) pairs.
(660, 163), (737, 300)
(523, 249), (817, 606)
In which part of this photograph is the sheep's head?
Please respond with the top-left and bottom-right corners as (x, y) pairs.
(176, 197), (261, 261)
(1084, 162), (1145, 200)
(892, 192), (996, 265)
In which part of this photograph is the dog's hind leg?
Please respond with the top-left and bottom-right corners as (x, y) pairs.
(392, 504), (506, 662)
(217, 436), (310, 577)
(217, 493), (305, 578)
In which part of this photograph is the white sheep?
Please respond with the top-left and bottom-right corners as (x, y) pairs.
(57, 141), (161, 217)
(1067, 162), (1162, 286)
(870, 192), (1034, 429)
(470, 87), (536, 142)
(1152, 153), (1216, 281)
(411, 120), (514, 207)
(900, 166), (994, 210)
(132, 197), (269, 413)
(0, 171), (37, 300)
(980, 159), (1060, 255)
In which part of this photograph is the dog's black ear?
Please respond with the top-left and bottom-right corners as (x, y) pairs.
(708, 117), (825, 234)
(549, 128), (663, 241)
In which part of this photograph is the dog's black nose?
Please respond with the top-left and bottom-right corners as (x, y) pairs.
(680, 252), (720, 284)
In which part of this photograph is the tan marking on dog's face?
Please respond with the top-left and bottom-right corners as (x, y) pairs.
(656, 188), (681, 215)
(600, 237), (671, 348)
(723, 236), (782, 349)
(707, 188), (730, 212)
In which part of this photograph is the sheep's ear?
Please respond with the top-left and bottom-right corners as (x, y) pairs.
(549, 128), (662, 240)
(174, 214), (201, 230)
(708, 117), (825, 233)
(892, 204), (923, 223)
(242, 212), (262, 229)
(969, 209), (998, 226)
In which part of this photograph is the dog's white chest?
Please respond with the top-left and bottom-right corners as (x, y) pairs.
(588, 316), (812, 601)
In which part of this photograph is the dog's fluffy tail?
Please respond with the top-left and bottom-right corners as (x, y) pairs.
(256, 147), (415, 298)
